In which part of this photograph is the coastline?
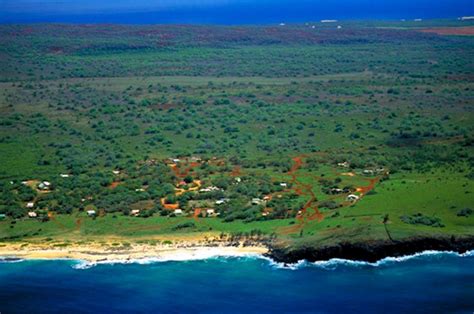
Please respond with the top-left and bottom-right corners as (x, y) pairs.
(0, 241), (268, 263)
(266, 236), (474, 264)
(1, 236), (473, 266)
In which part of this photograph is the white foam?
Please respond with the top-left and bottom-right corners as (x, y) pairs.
(249, 250), (474, 270)
(3, 249), (473, 270)
(308, 250), (474, 270)
(71, 248), (264, 269)
(0, 257), (25, 264)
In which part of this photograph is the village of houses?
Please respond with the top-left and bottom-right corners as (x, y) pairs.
(0, 155), (388, 223)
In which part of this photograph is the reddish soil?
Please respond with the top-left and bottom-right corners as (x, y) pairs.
(193, 208), (202, 221)
(230, 165), (242, 177)
(75, 218), (83, 231)
(161, 198), (180, 210)
(279, 154), (323, 235)
(108, 181), (122, 189)
(171, 160), (200, 178)
(48, 211), (66, 229)
(420, 27), (474, 36)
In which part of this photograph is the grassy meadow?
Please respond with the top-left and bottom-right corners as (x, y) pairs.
(0, 20), (473, 248)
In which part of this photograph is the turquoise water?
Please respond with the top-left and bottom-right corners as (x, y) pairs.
(1, 251), (473, 313)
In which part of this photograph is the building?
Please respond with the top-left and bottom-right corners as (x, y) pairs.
(0, 214), (5, 220)
(28, 211), (37, 218)
(337, 161), (350, 168)
(362, 169), (374, 176)
(206, 209), (216, 216)
(38, 181), (51, 190)
(347, 194), (360, 202)
(215, 198), (229, 205)
(87, 210), (96, 217)
(131, 209), (140, 216)
(26, 202), (35, 208)
(199, 186), (221, 193)
(174, 209), (183, 215)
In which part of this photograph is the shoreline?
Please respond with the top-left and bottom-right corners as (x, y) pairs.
(0, 242), (268, 264)
(266, 236), (474, 264)
(1, 236), (473, 266)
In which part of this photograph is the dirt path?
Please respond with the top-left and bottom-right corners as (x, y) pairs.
(279, 154), (323, 235)
(48, 211), (67, 230)
(278, 152), (388, 235)
(193, 208), (202, 221)
(230, 165), (242, 177)
(75, 218), (83, 231)
(171, 161), (200, 178)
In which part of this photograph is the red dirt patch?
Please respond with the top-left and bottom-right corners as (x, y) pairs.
(420, 27), (474, 36)
(193, 208), (202, 221)
(75, 218), (82, 231)
(230, 165), (241, 177)
(109, 181), (122, 189)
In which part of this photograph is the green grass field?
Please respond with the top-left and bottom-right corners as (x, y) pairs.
(0, 21), (473, 248)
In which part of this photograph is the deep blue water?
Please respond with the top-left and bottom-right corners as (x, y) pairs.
(1, 0), (473, 24)
(1, 251), (473, 313)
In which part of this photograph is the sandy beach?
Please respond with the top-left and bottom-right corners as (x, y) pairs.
(0, 239), (269, 263)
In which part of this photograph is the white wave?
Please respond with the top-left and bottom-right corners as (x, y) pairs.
(249, 249), (474, 270)
(0, 257), (25, 263)
(71, 249), (264, 269)
(308, 250), (474, 270)
(3, 249), (473, 270)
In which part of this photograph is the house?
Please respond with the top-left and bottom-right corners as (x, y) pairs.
(0, 214), (5, 220)
(362, 169), (374, 176)
(112, 170), (120, 175)
(131, 209), (140, 216)
(60, 174), (70, 178)
(337, 161), (350, 168)
(26, 202), (35, 208)
(87, 210), (96, 217)
(252, 198), (264, 205)
(200, 186), (221, 193)
(174, 209), (183, 215)
(206, 208), (216, 216)
(190, 156), (201, 163)
(28, 211), (37, 218)
(263, 195), (272, 201)
(135, 188), (145, 192)
(347, 194), (360, 202)
(38, 181), (51, 190)
(235, 177), (241, 183)
(215, 198), (229, 205)
(280, 182), (288, 187)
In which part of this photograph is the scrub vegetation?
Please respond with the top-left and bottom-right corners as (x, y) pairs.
(0, 20), (473, 248)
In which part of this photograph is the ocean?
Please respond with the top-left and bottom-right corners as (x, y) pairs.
(1, 0), (473, 24)
(1, 251), (473, 313)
